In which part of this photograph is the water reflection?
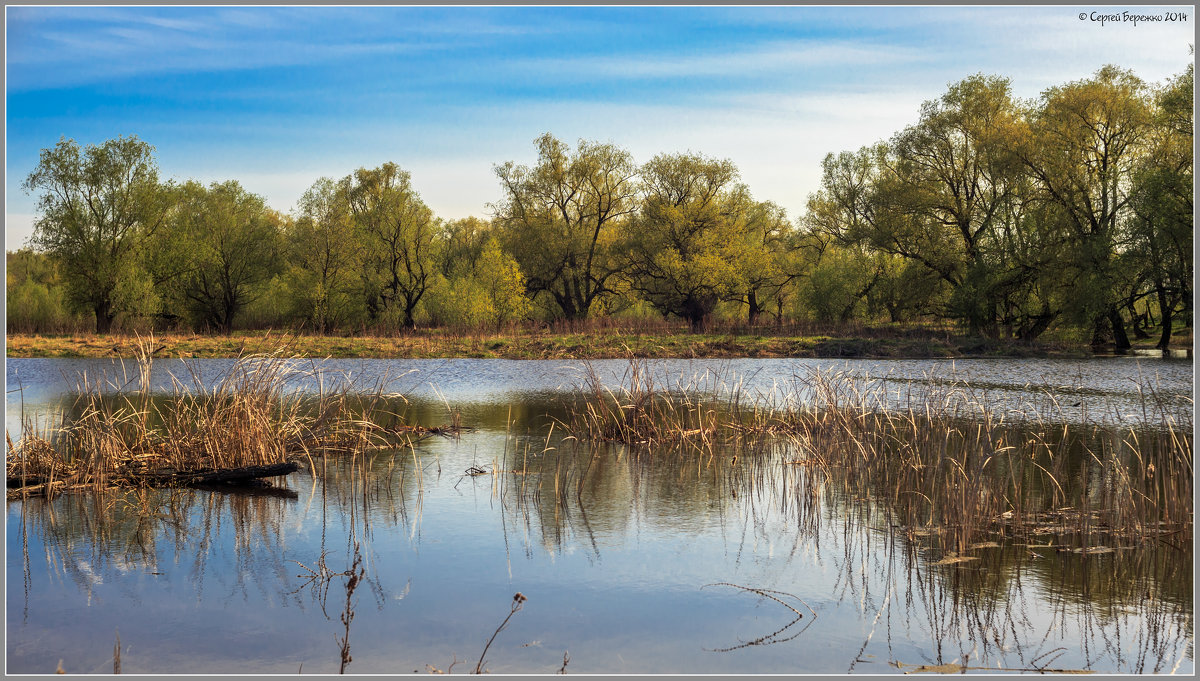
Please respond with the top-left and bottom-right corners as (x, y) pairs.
(9, 417), (1191, 673)
(5, 358), (1193, 674)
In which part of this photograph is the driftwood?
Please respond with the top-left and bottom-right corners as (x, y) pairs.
(130, 462), (300, 487)
(6, 462), (300, 500)
(8, 480), (72, 500)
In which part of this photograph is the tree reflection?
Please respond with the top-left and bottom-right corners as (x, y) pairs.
(8, 401), (1192, 674)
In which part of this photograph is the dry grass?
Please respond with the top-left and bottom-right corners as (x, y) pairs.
(6, 321), (1097, 361)
(5, 335), (414, 496)
(561, 360), (1193, 549)
(785, 370), (1191, 549)
(559, 358), (728, 451)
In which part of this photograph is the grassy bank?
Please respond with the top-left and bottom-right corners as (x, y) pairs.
(3, 326), (1117, 360)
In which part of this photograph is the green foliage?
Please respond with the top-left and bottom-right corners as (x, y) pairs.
(5, 249), (88, 333)
(868, 253), (947, 323)
(621, 152), (753, 329)
(283, 177), (365, 333)
(170, 180), (283, 333)
(802, 62), (1190, 345)
(347, 163), (439, 329)
(493, 133), (637, 320)
(475, 237), (533, 327)
(425, 274), (493, 329)
(14, 64), (1192, 345)
(1125, 63), (1194, 347)
(111, 261), (162, 329)
(23, 135), (171, 332)
(1021, 66), (1154, 346)
(239, 275), (295, 330)
(797, 246), (873, 323)
(7, 279), (64, 332)
(440, 216), (492, 279)
(424, 238), (532, 329)
(735, 200), (800, 323)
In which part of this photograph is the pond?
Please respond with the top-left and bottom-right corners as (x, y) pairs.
(5, 356), (1194, 674)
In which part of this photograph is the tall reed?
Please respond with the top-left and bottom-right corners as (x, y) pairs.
(6, 335), (410, 494)
(561, 360), (1193, 549)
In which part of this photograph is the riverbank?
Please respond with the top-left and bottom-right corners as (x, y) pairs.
(4, 328), (1143, 360)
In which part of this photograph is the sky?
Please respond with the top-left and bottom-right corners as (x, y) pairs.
(5, 5), (1195, 250)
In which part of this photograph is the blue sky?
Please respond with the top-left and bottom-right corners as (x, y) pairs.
(5, 5), (1194, 250)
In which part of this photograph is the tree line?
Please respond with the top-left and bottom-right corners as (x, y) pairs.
(8, 63), (1192, 347)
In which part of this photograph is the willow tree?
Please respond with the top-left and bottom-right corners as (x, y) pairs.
(23, 136), (172, 332)
(491, 133), (638, 320)
(286, 177), (363, 333)
(803, 146), (949, 322)
(439, 216), (492, 280)
(172, 180), (283, 333)
(621, 153), (751, 329)
(346, 163), (439, 329)
(1128, 64), (1193, 349)
(736, 200), (799, 324)
(475, 237), (533, 328)
(1020, 66), (1154, 349)
(884, 74), (1028, 334)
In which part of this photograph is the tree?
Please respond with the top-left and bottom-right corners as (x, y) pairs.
(346, 163), (439, 329)
(1127, 64), (1193, 349)
(6, 248), (80, 333)
(492, 133), (638, 320)
(978, 183), (1065, 340)
(735, 200), (799, 324)
(285, 177), (364, 334)
(791, 221), (888, 324)
(1020, 66), (1154, 349)
(797, 244), (875, 323)
(173, 180), (282, 333)
(440, 216), (492, 280)
(475, 237), (533, 328)
(23, 136), (172, 332)
(804, 146), (951, 321)
(887, 74), (1026, 335)
(621, 153), (750, 329)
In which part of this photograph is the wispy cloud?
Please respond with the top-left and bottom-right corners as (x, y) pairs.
(6, 5), (1192, 245)
(502, 39), (927, 81)
(5, 7), (519, 90)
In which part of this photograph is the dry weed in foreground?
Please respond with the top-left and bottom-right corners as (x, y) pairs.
(5, 334), (416, 498)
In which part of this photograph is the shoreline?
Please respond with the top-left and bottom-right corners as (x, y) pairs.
(7, 330), (1187, 361)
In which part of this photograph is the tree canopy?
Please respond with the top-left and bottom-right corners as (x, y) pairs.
(12, 62), (1192, 346)
(23, 135), (171, 332)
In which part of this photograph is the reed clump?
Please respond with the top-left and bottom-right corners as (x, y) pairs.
(552, 357), (777, 453)
(563, 361), (1192, 548)
(561, 358), (749, 452)
(6, 337), (413, 497)
(780, 370), (1191, 549)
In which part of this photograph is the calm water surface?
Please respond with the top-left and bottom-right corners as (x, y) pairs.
(5, 356), (1194, 674)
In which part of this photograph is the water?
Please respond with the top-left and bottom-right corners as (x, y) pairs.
(6, 355), (1192, 433)
(5, 357), (1194, 674)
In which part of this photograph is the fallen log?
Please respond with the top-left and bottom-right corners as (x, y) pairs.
(7, 475), (48, 488)
(7, 479), (68, 500)
(6, 462), (301, 500)
(131, 462), (301, 487)
(6, 479), (113, 501)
